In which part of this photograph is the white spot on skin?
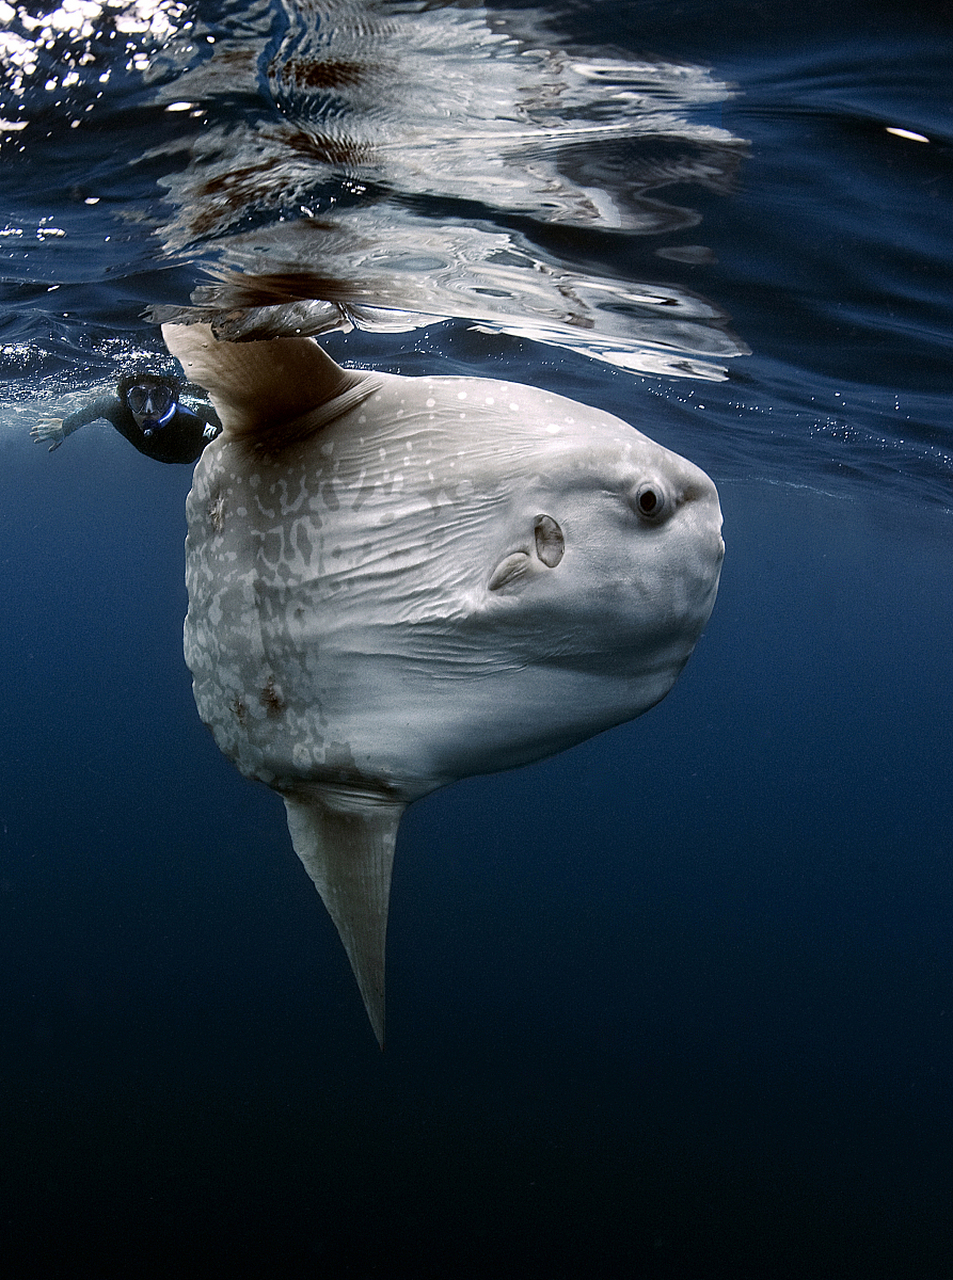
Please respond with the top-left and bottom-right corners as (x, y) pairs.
(425, 398), (436, 408)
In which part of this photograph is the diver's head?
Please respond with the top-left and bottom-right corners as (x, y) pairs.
(118, 370), (181, 435)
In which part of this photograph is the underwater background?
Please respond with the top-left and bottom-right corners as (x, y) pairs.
(1, 0), (952, 1274)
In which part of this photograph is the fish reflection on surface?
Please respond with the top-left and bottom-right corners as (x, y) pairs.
(150, 0), (749, 377)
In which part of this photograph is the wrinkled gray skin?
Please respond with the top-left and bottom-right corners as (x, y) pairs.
(164, 323), (724, 1045)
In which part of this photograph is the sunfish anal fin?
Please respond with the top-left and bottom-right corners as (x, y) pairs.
(282, 789), (405, 1048)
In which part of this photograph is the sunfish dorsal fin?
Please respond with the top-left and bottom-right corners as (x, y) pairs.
(161, 322), (379, 447)
(282, 789), (406, 1048)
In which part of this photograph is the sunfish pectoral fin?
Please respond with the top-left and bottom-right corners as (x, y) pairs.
(282, 788), (406, 1048)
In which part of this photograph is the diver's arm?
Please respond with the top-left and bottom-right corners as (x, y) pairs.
(63, 395), (126, 435)
(31, 396), (124, 451)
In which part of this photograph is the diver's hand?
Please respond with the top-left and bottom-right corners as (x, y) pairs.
(31, 417), (66, 451)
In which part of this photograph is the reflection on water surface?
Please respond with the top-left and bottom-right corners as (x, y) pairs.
(1, 0), (750, 378)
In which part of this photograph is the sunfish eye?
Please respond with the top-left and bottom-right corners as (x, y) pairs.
(534, 514), (564, 567)
(633, 482), (667, 522)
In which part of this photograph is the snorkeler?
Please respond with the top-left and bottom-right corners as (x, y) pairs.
(31, 369), (222, 465)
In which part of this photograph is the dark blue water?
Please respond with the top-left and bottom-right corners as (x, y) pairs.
(2, 2), (952, 1276)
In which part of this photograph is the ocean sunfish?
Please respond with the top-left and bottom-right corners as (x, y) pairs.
(163, 323), (724, 1045)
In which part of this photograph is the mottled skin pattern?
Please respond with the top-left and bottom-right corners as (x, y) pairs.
(167, 324), (724, 1043)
